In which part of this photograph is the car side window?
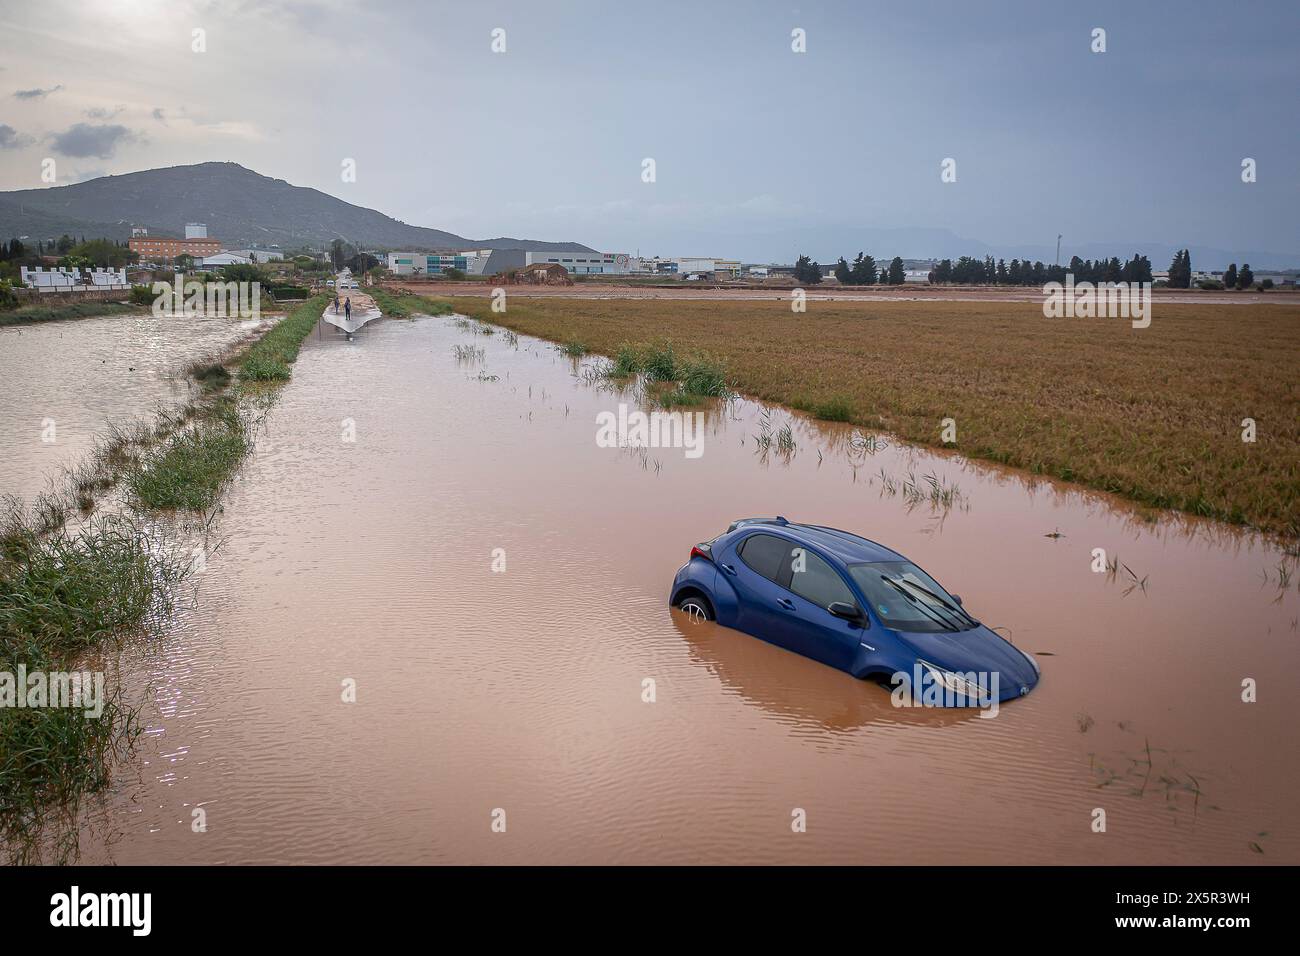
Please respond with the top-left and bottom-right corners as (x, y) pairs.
(789, 548), (855, 610)
(737, 533), (788, 583)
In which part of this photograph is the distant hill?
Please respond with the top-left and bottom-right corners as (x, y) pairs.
(0, 197), (142, 245)
(0, 162), (596, 253)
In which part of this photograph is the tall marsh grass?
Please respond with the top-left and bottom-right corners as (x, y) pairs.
(0, 505), (187, 862)
(126, 400), (249, 511)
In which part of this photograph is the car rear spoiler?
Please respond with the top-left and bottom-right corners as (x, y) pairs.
(725, 516), (790, 532)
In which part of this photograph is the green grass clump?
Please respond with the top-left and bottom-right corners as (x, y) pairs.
(611, 345), (641, 377)
(239, 353), (291, 382)
(655, 387), (709, 408)
(603, 341), (729, 399)
(810, 396), (855, 422)
(0, 518), (170, 655)
(557, 340), (587, 357)
(641, 343), (679, 382)
(126, 402), (248, 510)
(677, 355), (729, 397)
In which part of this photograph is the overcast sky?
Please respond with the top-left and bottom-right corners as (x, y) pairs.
(0, 0), (1296, 263)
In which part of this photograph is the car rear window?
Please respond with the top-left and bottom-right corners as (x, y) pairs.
(737, 533), (788, 582)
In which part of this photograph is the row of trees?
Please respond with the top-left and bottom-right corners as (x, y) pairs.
(1170, 250), (1261, 290)
(801, 251), (1166, 287)
(796, 253), (908, 285)
(792, 254), (822, 283)
(1222, 263), (1256, 289)
(0, 236), (137, 269)
(929, 254), (1155, 286)
(831, 253), (907, 285)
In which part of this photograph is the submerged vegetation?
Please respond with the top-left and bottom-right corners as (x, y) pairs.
(875, 468), (967, 510)
(126, 400), (250, 510)
(452, 343), (485, 362)
(601, 341), (732, 406)
(190, 362), (233, 390)
(446, 295), (1300, 537)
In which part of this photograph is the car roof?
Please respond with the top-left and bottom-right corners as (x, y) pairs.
(726, 519), (905, 564)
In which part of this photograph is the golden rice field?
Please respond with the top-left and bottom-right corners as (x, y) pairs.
(440, 294), (1300, 538)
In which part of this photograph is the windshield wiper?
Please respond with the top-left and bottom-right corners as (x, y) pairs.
(880, 576), (959, 632)
(892, 578), (979, 629)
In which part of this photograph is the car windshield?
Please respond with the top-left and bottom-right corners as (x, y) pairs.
(847, 561), (975, 632)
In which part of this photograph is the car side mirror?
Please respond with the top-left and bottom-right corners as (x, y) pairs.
(828, 601), (864, 622)
(951, 595), (963, 606)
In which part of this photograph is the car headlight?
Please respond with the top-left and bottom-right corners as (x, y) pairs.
(1019, 647), (1040, 675)
(919, 661), (988, 701)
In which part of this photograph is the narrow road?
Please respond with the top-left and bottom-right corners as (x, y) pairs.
(322, 271), (382, 333)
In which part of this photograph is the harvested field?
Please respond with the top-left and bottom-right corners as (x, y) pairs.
(441, 295), (1300, 537)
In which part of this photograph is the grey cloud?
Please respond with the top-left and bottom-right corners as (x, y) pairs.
(152, 107), (167, 124)
(84, 105), (124, 119)
(13, 84), (63, 99)
(0, 124), (34, 149)
(49, 122), (140, 159)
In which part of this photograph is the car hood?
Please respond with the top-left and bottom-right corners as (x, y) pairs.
(894, 624), (1039, 696)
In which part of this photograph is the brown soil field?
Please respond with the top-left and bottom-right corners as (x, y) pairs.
(383, 278), (1298, 305)
(434, 295), (1300, 537)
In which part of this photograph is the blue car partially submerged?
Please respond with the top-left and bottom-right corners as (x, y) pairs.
(669, 517), (1039, 706)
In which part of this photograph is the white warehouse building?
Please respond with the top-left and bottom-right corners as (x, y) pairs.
(524, 251), (630, 275)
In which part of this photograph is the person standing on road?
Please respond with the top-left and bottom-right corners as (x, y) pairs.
(344, 297), (351, 321)
(334, 293), (340, 313)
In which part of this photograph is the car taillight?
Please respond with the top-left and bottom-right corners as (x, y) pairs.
(690, 544), (712, 562)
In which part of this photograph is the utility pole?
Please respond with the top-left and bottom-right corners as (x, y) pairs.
(1055, 234), (1062, 267)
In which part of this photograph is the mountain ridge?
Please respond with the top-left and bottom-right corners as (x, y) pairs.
(0, 162), (597, 253)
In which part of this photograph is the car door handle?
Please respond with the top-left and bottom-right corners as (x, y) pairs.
(720, 564), (738, 576)
(777, 598), (796, 611)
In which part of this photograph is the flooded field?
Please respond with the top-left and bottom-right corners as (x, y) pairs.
(0, 312), (272, 505)
(20, 311), (1300, 864)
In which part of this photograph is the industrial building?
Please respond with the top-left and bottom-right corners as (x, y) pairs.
(629, 256), (742, 279)
(523, 251), (630, 275)
(387, 251), (489, 276)
(229, 247), (283, 261)
(128, 224), (221, 262)
(387, 250), (633, 277)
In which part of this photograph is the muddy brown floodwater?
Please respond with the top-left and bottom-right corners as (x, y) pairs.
(34, 311), (1300, 864)
(0, 312), (272, 505)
